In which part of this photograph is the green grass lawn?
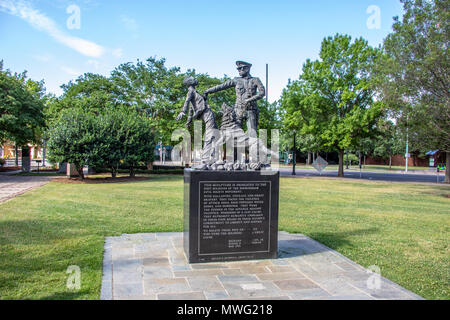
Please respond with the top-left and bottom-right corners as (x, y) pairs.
(0, 175), (448, 300)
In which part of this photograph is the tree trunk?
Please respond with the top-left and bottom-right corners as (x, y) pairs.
(307, 152), (311, 165)
(358, 151), (362, 169)
(15, 144), (18, 166)
(111, 166), (117, 178)
(76, 166), (84, 180)
(389, 155), (392, 169)
(130, 166), (135, 177)
(346, 150), (349, 169)
(338, 149), (344, 177)
(445, 151), (450, 184)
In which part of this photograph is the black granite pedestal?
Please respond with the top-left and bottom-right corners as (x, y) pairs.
(184, 169), (279, 263)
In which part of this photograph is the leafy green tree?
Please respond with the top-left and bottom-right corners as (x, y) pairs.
(371, 120), (405, 168)
(281, 35), (383, 176)
(47, 106), (157, 178)
(120, 110), (156, 177)
(46, 73), (120, 124)
(89, 108), (124, 178)
(373, 0), (449, 182)
(47, 108), (96, 179)
(90, 108), (156, 177)
(280, 83), (321, 165)
(0, 62), (45, 146)
(110, 58), (184, 145)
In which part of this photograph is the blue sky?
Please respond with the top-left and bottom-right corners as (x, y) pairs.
(0, 0), (404, 102)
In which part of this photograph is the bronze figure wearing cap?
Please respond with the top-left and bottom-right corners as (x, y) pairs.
(203, 61), (265, 137)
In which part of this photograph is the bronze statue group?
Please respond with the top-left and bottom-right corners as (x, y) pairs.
(176, 61), (277, 171)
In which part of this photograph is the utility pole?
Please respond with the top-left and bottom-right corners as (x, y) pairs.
(264, 63), (268, 165)
(402, 97), (410, 173)
(159, 140), (163, 165)
(405, 115), (409, 173)
(292, 131), (296, 176)
(266, 64), (268, 104)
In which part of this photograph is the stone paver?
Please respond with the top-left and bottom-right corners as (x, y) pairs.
(101, 232), (424, 300)
(0, 175), (53, 203)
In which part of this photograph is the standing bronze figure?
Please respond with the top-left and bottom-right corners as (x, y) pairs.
(204, 61), (265, 137)
(176, 76), (218, 168)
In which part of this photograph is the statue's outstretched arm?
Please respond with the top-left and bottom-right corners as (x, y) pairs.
(204, 79), (236, 94)
(176, 89), (194, 121)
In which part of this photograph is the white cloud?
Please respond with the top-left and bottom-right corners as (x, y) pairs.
(33, 53), (52, 62)
(60, 65), (80, 77)
(0, 0), (105, 58)
(87, 59), (100, 69)
(112, 48), (123, 58)
(120, 14), (138, 32)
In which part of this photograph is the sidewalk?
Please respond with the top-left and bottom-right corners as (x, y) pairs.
(101, 232), (423, 300)
(0, 174), (53, 203)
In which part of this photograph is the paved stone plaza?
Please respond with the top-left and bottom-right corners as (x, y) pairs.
(101, 232), (423, 300)
(0, 175), (53, 203)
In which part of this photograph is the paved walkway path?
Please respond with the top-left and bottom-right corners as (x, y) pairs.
(0, 175), (53, 203)
(101, 232), (423, 300)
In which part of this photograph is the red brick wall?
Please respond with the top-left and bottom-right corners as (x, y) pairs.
(365, 155), (429, 167)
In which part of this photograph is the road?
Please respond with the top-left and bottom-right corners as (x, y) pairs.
(278, 168), (446, 183)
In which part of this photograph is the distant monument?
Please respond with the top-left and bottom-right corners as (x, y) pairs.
(179, 62), (280, 263)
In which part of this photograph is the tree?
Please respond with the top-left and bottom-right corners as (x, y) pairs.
(47, 108), (96, 179)
(89, 108), (124, 178)
(47, 106), (157, 178)
(120, 110), (156, 177)
(0, 62), (45, 146)
(373, 0), (449, 182)
(46, 73), (120, 125)
(91, 107), (156, 177)
(371, 120), (405, 168)
(110, 57), (185, 145)
(280, 34), (383, 176)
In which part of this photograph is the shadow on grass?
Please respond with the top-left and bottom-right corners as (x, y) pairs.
(278, 228), (378, 259)
(308, 228), (378, 250)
